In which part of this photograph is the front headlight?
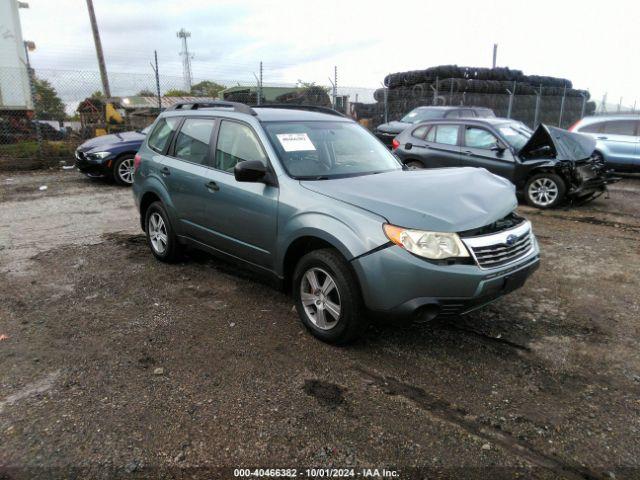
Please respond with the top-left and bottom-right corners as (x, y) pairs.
(86, 151), (111, 159)
(383, 224), (470, 260)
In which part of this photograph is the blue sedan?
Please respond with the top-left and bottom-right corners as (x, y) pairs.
(74, 126), (150, 185)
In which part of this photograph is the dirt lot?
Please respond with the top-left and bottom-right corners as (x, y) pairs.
(1, 169), (639, 479)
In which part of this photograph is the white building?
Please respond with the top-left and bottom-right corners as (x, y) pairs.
(0, 0), (33, 111)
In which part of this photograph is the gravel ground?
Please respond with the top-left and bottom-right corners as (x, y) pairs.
(1, 169), (639, 479)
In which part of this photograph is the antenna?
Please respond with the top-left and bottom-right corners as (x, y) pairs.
(176, 28), (193, 91)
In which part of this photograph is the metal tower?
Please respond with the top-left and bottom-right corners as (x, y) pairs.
(177, 28), (193, 91)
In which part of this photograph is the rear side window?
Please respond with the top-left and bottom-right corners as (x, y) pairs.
(147, 117), (180, 153)
(214, 121), (267, 173)
(412, 126), (429, 139)
(464, 127), (498, 149)
(173, 118), (215, 165)
(434, 125), (459, 145)
(602, 120), (636, 136)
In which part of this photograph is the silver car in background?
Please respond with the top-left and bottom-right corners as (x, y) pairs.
(569, 115), (640, 172)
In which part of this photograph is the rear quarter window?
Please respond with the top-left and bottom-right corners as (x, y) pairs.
(578, 122), (604, 134)
(147, 117), (181, 153)
(411, 126), (429, 139)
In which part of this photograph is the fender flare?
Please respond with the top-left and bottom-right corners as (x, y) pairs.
(276, 212), (387, 277)
(137, 179), (179, 232)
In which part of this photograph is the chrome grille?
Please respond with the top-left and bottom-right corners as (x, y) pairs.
(462, 221), (534, 269)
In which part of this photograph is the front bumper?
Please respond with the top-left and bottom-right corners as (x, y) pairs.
(566, 167), (622, 198)
(74, 150), (112, 177)
(351, 236), (540, 318)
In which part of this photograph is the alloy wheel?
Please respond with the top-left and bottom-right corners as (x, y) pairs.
(299, 267), (342, 330)
(528, 177), (559, 207)
(118, 158), (135, 184)
(148, 212), (168, 255)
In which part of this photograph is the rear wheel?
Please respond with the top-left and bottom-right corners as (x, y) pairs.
(405, 160), (424, 170)
(113, 154), (135, 186)
(144, 201), (181, 262)
(524, 173), (566, 209)
(293, 249), (364, 345)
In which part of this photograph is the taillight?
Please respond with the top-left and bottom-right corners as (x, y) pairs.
(567, 121), (580, 132)
(392, 138), (400, 150)
(133, 153), (142, 171)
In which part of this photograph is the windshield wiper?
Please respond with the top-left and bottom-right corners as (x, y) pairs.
(297, 175), (330, 180)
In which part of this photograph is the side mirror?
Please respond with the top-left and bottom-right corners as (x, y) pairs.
(234, 160), (267, 183)
(491, 143), (506, 153)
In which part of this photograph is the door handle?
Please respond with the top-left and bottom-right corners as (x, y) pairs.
(160, 167), (170, 176)
(463, 150), (473, 155)
(205, 181), (219, 192)
(597, 136), (608, 140)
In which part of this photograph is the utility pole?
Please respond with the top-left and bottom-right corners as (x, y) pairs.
(177, 28), (193, 91)
(150, 50), (161, 111)
(333, 66), (337, 109)
(86, 0), (111, 97)
(492, 43), (498, 68)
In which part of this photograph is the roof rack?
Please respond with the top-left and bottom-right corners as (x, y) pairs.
(166, 100), (257, 116)
(253, 104), (346, 118)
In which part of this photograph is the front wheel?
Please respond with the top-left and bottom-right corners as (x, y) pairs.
(292, 249), (364, 345)
(113, 155), (135, 186)
(524, 173), (566, 209)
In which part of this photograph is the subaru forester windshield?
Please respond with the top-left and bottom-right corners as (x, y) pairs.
(264, 121), (401, 179)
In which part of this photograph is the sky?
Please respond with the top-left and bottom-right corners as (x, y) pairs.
(16, 0), (640, 107)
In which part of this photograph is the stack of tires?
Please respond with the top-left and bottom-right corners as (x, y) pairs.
(368, 65), (595, 128)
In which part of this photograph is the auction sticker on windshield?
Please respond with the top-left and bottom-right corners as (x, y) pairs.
(276, 133), (316, 152)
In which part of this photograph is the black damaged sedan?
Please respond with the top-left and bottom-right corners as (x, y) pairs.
(393, 118), (620, 208)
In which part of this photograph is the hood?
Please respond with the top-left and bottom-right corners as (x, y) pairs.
(519, 124), (596, 161)
(301, 167), (517, 233)
(78, 130), (145, 152)
(376, 121), (411, 134)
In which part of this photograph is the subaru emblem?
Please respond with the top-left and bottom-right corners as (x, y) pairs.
(505, 234), (518, 246)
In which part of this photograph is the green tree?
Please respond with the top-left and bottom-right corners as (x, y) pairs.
(33, 78), (66, 121)
(190, 80), (225, 98)
(90, 90), (105, 99)
(164, 89), (190, 97)
(136, 88), (156, 96)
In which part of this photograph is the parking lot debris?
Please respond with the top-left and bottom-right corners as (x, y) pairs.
(38, 185), (47, 191)
(0, 334), (9, 341)
(481, 443), (491, 450)
(124, 460), (141, 473)
(153, 367), (164, 375)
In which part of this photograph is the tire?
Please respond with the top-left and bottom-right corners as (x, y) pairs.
(292, 249), (364, 345)
(113, 154), (135, 186)
(144, 201), (181, 262)
(524, 173), (566, 209)
(405, 160), (425, 170)
(592, 151), (606, 168)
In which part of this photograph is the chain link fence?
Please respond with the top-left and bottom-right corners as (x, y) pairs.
(0, 63), (636, 171)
